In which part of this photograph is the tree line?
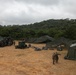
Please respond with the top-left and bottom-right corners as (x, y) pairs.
(0, 19), (76, 40)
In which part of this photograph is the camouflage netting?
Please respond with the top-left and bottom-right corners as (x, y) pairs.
(0, 36), (13, 47)
(46, 37), (71, 50)
(27, 38), (37, 43)
(34, 35), (54, 43)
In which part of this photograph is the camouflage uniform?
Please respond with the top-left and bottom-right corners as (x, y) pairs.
(52, 52), (61, 64)
(52, 53), (56, 64)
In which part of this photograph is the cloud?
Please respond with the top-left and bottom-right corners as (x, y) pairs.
(15, 0), (60, 6)
(62, 0), (76, 16)
(0, 0), (76, 25)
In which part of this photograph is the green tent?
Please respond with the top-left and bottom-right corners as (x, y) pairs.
(46, 37), (70, 50)
(65, 43), (76, 60)
(54, 37), (70, 47)
(46, 42), (57, 49)
(27, 38), (37, 43)
(34, 35), (54, 43)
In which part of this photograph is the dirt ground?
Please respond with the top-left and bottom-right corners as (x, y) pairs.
(0, 41), (76, 75)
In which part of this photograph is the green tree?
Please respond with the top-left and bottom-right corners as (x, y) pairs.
(65, 25), (76, 40)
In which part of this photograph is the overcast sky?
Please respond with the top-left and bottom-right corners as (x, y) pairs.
(0, 0), (76, 25)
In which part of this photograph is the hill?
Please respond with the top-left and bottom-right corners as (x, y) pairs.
(0, 19), (76, 40)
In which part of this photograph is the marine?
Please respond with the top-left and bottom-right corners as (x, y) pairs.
(52, 52), (61, 64)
